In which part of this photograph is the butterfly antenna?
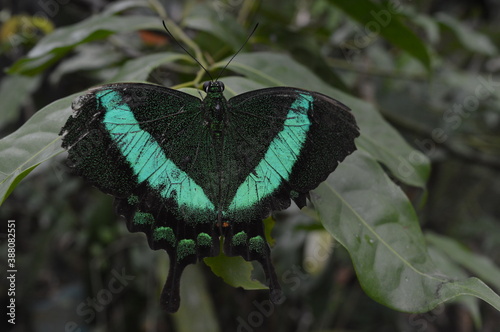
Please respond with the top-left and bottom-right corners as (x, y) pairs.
(215, 23), (259, 82)
(162, 21), (214, 81)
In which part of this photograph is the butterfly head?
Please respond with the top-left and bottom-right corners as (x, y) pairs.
(203, 81), (225, 94)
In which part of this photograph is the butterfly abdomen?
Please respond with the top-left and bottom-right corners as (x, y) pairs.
(202, 91), (228, 139)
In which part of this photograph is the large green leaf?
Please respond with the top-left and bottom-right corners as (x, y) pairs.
(330, 0), (432, 71)
(310, 151), (500, 312)
(7, 15), (162, 76)
(223, 52), (430, 188)
(0, 94), (75, 205)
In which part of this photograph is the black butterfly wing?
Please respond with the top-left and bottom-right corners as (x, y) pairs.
(223, 87), (359, 220)
(220, 87), (359, 302)
(60, 83), (220, 312)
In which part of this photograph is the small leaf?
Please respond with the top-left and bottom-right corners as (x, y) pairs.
(330, 0), (432, 71)
(0, 74), (42, 131)
(204, 252), (268, 290)
(410, 12), (441, 45)
(49, 44), (123, 84)
(184, 4), (246, 51)
(102, 0), (151, 15)
(109, 52), (187, 83)
(263, 216), (276, 247)
(8, 16), (162, 75)
(437, 13), (497, 56)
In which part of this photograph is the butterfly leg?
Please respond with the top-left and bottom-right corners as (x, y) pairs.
(223, 221), (283, 304)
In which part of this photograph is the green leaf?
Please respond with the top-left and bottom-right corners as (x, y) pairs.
(204, 252), (268, 290)
(437, 13), (497, 56)
(263, 216), (276, 247)
(101, 0), (151, 15)
(426, 232), (500, 291)
(310, 151), (500, 312)
(330, 0), (432, 71)
(183, 4), (246, 51)
(109, 52), (187, 83)
(0, 74), (42, 131)
(222, 52), (430, 188)
(410, 12), (441, 45)
(7, 15), (162, 76)
(49, 44), (124, 84)
(0, 94), (75, 205)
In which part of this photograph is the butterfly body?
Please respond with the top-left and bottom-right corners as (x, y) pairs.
(202, 81), (227, 138)
(60, 81), (359, 312)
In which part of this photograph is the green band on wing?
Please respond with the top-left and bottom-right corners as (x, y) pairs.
(226, 93), (312, 212)
(99, 90), (215, 213)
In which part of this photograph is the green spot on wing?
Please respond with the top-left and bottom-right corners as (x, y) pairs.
(177, 239), (196, 260)
(197, 232), (212, 247)
(153, 226), (176, 246)
(249, 236), (265, 253)
(133, 211), (154, 226)
(232, 231), (248, 246)
(128, 194), (139, 205)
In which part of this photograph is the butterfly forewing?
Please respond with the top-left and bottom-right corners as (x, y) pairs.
(222, 87), (358, 222)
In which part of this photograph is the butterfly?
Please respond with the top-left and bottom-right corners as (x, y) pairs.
(60, 78), (359, 312)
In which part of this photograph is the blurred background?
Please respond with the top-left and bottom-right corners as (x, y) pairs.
(1, 0), (500, 331)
